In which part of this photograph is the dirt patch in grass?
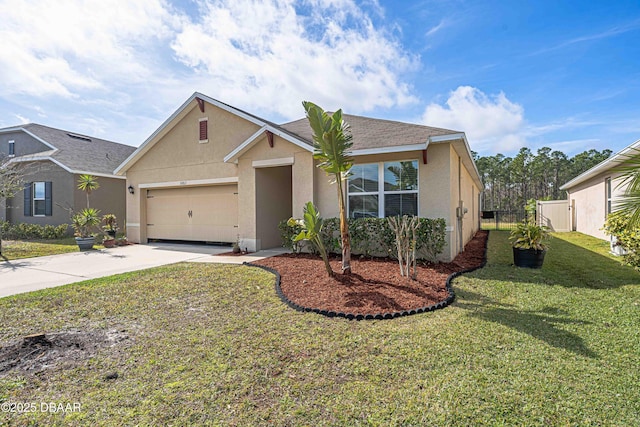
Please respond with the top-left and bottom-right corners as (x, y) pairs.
(254, 230), (487, 316)
(0, 328), (131, 377)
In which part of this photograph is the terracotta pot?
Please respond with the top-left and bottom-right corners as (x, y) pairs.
(103, 239), (116, 248)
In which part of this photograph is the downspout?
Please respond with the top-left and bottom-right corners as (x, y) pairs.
(458, 156), (463, 254)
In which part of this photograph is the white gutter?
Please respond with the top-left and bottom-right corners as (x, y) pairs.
(560, 138), (640, 191)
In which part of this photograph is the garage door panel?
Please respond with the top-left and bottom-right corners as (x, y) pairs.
(146, 185), (238, 242)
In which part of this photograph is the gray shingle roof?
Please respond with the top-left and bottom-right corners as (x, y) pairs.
(279, 114), (460, 150)
(10, 124), (136, 175)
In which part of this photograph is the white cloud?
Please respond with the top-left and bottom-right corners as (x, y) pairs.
(170, 0), (419, 119)
(0, 0), (419, 144)
(422, 86), (525, 152)
(0, 0), (178, 97)
(15, 114), (30, 124)
(425, 19), (447, 37)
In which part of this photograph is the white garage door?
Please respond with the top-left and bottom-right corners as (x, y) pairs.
(146, 185), (238, 242)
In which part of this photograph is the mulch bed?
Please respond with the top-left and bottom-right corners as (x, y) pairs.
(253, 230), (488, 317)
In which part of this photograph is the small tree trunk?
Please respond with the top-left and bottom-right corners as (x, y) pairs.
(388, 216), (406, 277)
(336, 176), (351, 275)
(411, 216), (418, 280)
(315, 237), (334, 278)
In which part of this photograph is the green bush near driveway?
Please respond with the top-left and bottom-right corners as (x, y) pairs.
(0, 231), (638, 426)
(1, 221), (69, 240)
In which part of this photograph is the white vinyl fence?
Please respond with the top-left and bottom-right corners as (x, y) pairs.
(537, 200), (570, 232)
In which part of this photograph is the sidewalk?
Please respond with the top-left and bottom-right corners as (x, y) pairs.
(0, 244), (288, 298)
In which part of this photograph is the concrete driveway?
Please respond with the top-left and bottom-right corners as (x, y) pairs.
(0, 243), (288, 298)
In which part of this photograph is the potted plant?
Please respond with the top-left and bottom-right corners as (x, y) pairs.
(71, 208), (101, 250)
(102, 236), (116, 248)
(509, 220), (550, 268)
(102, 214), (118, 238)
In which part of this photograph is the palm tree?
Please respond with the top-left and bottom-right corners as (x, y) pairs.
(303, 101), (353, 275)
(614, 149), (640, 228)
(77, 174), (100, 208)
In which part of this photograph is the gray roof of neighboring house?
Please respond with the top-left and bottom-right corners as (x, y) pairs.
(279, 114), (460, 150)
(560, 138), (640, 190)
(2, 123), (136, 176)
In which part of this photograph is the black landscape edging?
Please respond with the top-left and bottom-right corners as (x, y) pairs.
(245, 231), (489, 321)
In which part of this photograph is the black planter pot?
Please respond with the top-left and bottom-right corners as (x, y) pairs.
(513, 247), (546, 269)
(106, 230), (117, 238)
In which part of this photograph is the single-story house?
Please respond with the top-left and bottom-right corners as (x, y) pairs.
(560, 138), (640, 240)
(0, 124), (136, 229)
(115, 92), (483, 261)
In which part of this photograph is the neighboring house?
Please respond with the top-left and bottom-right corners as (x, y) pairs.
(560, 138), (640, 240)
(0, 124), (136, 230)
(115, 92), (483, 261)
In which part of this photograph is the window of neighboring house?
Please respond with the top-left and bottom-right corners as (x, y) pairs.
(23, 181), (52, 217)
(33, 182), (46, 216)
(8, 140), (15, 156)
(348, 160), (419, 218)
(606, 177), (612, 217)
(199, 118), (208, 143)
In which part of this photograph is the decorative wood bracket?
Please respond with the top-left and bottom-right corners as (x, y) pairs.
(422, 149), (428, 164)
(266, 130), (274, 148)
(196, 97), (205, 113)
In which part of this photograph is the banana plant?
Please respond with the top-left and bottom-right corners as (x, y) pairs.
(288, 202), (333, 277)
(303, 101), (353, 275)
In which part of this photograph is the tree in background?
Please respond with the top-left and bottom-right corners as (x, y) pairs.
(0, 157), (25, 256)
(475, 147), (613, 211)
(303, 101), (353, 275)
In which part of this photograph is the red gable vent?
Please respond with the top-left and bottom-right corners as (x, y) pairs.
(199, 118), (208, 142)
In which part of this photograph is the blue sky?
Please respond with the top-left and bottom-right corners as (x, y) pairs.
(1, 0), (638, 157)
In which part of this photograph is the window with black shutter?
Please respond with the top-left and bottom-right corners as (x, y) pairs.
(26, 181), (53, 216)
(23, 182), (32, 217)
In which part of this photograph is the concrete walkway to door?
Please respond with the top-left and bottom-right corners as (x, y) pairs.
(0, 243), (289, 298)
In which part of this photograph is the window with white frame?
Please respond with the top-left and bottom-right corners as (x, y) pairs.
(8, 140), (15, 156)
(33, 182), (46, 216)
(348, 160), (418, 218)
(606, 177), (612, 216)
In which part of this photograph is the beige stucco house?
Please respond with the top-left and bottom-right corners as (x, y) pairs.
(115, 92), (483, 261)
(560, 138), (639, 240)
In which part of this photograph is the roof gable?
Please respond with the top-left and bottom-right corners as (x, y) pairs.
(1, 123), (135, 177)
(115, 92), (309, 175)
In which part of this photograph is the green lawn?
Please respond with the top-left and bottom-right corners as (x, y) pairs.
(1, 238), (104, 260)
(0, 231), (638, 426)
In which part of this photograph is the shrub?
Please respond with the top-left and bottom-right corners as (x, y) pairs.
(278, 219), (303, 253)
(0, 221), (69, 240)
(280, 216), (447, 261)
(603, 212), (640, 269)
